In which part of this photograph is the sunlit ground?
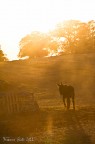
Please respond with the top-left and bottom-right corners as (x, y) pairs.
(0, 107), (95, 144)
(0, 53), (95, 143)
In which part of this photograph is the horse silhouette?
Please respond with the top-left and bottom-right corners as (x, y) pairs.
(57, 82), (75, 110)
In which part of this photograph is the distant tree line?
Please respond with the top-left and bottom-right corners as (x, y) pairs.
(18, 20), (95, 59)
(0, 45), (8, 61)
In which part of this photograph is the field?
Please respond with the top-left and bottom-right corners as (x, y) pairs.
(0, 53), (95, 144)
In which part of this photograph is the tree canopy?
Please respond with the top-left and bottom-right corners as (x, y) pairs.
(18, 32), (50, 58)
(18, 20), (95, 59)
(52, 20), (95, 54)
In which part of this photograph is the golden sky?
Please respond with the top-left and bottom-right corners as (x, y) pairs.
(0, 0), (95, 60)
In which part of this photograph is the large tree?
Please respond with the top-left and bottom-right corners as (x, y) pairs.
(18, 31), (51, 58)
(52, 20), (94, 54)
(53, 20), (82, 53)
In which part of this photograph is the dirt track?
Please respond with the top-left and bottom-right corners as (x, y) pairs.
(0, 106), (95, 144)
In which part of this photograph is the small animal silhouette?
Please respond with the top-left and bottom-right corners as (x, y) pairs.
(57, 82), (75, 110)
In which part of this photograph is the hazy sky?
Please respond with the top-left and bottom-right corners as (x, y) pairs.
(0, 0), (95, 60)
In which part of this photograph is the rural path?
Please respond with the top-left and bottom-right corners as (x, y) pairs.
(0, 107), (95, 144)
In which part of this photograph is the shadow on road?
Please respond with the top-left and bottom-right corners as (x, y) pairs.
(58, 110), (92, 144)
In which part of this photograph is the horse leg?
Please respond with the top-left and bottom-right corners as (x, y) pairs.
(72, 97), (75, 110)
(67, 97), (70, 110)
(63, 97), (66, 108)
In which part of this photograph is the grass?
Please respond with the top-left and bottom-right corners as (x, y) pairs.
(0, 53), (95, 143)
(0, 107), (95, 144)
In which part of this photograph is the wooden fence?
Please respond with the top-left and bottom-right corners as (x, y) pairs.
(0, 91), (39, 114)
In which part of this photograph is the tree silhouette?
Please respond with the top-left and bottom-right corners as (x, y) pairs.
(52, 20), (95, 54)
(18, 31), (50, 58)
(18, 20), (95, 58)
(0, 46), (8, 61)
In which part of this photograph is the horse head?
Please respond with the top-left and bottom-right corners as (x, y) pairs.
(57, 82), (64, 95)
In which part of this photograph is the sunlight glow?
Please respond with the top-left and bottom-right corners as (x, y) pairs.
(0, 0), (95, 60)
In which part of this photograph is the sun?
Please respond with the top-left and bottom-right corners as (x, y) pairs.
(0, 0), (94, 60)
